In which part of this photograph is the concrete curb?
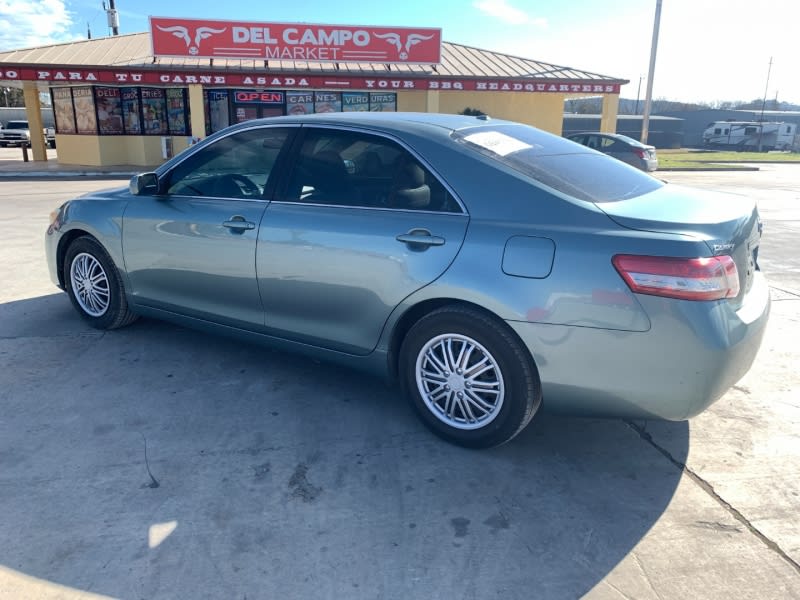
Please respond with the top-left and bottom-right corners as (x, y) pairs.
(0, 171), (137, 178)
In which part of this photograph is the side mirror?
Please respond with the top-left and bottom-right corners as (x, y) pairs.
(129, 172), (159, 196)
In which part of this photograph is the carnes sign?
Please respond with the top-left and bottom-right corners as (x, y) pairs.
(150, 17), (442, 65)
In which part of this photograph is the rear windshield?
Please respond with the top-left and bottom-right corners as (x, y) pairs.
(452, 124), (663, 203)
(6, 122), (29, 129)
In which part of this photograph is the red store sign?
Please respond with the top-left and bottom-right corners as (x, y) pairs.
(0, 67), (621, 94)
(150, 17), (442, 64)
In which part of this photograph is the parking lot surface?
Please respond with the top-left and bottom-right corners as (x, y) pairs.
(0, 166), (798, 599)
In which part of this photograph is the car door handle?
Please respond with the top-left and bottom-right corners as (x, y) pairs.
(396, 228), (445, 247)
(222, 216), (255, 231)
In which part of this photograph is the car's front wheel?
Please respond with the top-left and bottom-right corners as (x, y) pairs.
(64, 237), (138, 330)
(400, 305), (541, 448)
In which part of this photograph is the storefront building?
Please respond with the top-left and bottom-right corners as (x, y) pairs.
(0, 17), (627, 166)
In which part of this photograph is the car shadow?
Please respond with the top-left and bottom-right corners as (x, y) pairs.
(0, 294), (689, 599)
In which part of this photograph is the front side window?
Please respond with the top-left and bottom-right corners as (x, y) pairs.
(166, 127), (291, 199)
(283, 129), (460, 212)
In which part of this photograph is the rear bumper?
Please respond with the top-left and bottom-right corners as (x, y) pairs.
(508, 272), (770, 420)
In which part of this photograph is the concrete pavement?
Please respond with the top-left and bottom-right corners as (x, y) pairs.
(0, 168), (798, 599)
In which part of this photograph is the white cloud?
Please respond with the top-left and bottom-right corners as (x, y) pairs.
(0, 0), (76, 51)
(473, 0), (546, 26)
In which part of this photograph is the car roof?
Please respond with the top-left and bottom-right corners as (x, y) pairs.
(226, 111), (506, 136)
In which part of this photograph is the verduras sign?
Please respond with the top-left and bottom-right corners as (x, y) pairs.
(150, 17), (442, 64)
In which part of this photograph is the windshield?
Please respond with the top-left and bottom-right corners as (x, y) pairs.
(452, 123), (663, 203)
(6, 122), (29, 130)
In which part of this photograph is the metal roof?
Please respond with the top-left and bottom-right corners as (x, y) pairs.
(0, 32), (626, 83)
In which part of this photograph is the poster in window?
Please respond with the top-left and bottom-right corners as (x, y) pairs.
(166, 88), (187, 135)
(122, 87), (142, 134)
(52, 88), (76, 134)
(369, 93), (397, 112)
(343, 92), (369, 112)
(286, 91), (314, 116)
(206, 90), (229, 134)
(141, 88), (167, 135)
(235, 106), (258, 123)
(94, 87), (124, 134)
(314, 92), (341, 113)
(72, 86), (97, 134)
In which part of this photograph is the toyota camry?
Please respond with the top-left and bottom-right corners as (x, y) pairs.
(45, 112), (769, 447)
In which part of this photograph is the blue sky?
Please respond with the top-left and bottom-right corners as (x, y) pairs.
(2, 0), (798, 104)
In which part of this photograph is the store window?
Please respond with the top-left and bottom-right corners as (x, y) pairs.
(205, 90), (230, 135)
(286, 91), (314, 116)
(73, 86), (97, 134)
(95, 87), (124, 134)
(49, 86), (189, 136)
(369, 93), (397, 112)
(122, 87), (142, 134)
(314, 92), (341, 113)
(166, 88), (188, 135)
(232, 90), (284, 123)
(141, 88), (168, 135)
(342, 92), (369, 112)
(52, 88), (76, 134)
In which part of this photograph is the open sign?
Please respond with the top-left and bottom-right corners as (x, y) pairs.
(234, 90), (284, 104)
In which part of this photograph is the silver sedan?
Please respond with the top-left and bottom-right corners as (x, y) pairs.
(45, 113), (769, 447)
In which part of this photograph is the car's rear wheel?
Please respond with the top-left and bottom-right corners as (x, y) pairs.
(400, 305), (541, 448)
(64, 237), (138, 330)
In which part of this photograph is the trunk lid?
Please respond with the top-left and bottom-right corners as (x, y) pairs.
(597, 184), (762, 305)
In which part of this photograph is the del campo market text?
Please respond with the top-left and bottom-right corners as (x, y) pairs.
(150, 17), (442, 64)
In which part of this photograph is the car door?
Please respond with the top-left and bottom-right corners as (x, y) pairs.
(257, 126), (469, 355)
(123, 126), (295, 328)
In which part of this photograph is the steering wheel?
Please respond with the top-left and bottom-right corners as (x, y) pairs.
(224, 174), (261, 197)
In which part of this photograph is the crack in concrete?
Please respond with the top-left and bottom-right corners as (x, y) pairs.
(632, 551), (665, 600)
(625, 420), (800, 577)
(770, 284), (800, 299)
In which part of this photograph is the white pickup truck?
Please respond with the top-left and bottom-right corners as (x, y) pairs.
(0, 120), (56, 149)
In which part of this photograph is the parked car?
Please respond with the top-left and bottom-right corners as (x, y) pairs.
(0, 120), (56, 148)
(45, 113), (768, 447)
(566, 132), (658, 171)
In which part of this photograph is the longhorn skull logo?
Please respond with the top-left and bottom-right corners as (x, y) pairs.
(373, 32), (434, 61)
(157, 25), (227, 55)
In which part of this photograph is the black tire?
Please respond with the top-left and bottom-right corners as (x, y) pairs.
(400, 305), (541, 448)
(63, 236), (139, 330)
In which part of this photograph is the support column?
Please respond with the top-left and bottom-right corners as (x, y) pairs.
(187, 84), (206, 140)
(425, 90), (440, 113)
(600, 94), (620, 134)
(22, 81), (47, 162)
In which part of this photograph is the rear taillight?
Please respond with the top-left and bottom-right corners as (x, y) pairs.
(633, 148), (646, 159)
(612, 255), (740, 301)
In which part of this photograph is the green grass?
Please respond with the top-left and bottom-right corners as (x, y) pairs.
(658, 149), (800, 170)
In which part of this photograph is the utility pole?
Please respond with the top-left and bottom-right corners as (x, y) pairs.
(106, 0), (120, 36)
(640, 0), (662, 144)
(757, 57), (773, 152)
(634, 75), (643, 115)
(87, 22), (92, 39)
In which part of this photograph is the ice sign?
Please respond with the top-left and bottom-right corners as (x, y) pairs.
(463, 131), (532, 156)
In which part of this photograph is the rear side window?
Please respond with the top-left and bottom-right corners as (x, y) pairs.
(282, 128), (461, 212)
(452, 124), (662, 203)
